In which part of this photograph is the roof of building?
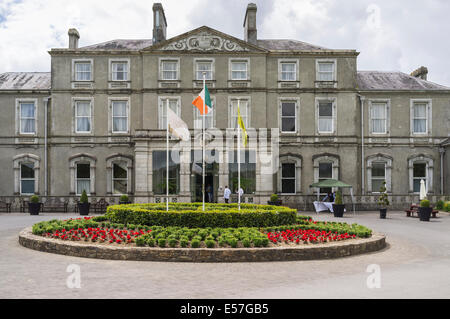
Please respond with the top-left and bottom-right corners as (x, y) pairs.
(77, 36), (329, 52)
(79, 39), (153, 51)
(0, 72), (51, 90)
(357, 71), (450, 91)
(257, 39), (328, 51)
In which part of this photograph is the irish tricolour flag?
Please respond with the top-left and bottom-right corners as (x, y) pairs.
(192, 85), (212, 115)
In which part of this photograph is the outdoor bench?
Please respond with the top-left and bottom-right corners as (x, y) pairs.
(0, 200), (11, 213)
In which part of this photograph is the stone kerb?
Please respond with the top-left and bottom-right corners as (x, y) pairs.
(19, 227), (386, 262)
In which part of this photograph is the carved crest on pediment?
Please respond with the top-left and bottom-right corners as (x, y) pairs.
(160, 31), (250, 52)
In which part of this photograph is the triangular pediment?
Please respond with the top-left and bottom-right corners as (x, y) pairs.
(142, 26), (267, 53)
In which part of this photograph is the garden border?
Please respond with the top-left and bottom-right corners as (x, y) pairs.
(19, 227), (386, 262)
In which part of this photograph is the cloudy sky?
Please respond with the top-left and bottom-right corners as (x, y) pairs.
(1, 0), (449, 86)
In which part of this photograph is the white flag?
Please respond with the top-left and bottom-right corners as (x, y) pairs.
(192, 162), (203, 175)
(167, 107), (190, 141)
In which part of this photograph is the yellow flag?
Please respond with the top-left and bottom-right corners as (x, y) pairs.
(237, 105), (247, 147)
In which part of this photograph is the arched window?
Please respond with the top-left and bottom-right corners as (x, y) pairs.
(13, 154), (40, 195)
(69, 154), (96, 195)
(313, 154), (339, 194)
(106, 154), (133, 195)
(278, 154), (302, 194)
(366, 154), (393, 193)
(408, 154), (434, 194)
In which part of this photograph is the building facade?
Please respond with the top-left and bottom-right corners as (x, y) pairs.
(0, 3), (449, 210)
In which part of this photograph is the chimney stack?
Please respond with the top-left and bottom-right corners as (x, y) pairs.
(68, 28), (80, 49)
(152, 3), (167, 44)
(411, 66), (428, 81)
(243, 3), (257, 45)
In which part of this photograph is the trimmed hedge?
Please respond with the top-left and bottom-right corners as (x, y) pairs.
(105, 203), (298, 228)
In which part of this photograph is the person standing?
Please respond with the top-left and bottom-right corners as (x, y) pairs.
(237, 187), (244, 203)
(206, 184), (213, 203)
(223, 186), (231, 204)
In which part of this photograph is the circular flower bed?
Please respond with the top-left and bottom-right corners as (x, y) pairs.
(31, 210), (373, 249)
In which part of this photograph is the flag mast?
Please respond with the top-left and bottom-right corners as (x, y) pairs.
(202, 72), (206, 212)
(166, 98), (169, 212)
(237, 99), (241, 211)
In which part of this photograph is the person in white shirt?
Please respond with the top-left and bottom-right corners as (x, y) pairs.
(223, 186), (231, 203)
(237, 187), (244, 202)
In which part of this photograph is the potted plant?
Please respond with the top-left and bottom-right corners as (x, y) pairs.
(378, 181), (389, 219)
(28, 195), (42, 215)
(267, 194), (282, 206)
(78, 190), (90, 216)
(419, 199), (432, 221)
(332, 190), (345, 217)
(119, 194), (131, 205)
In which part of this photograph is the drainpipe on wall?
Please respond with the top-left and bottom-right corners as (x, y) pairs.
(43, 97), (50, 196)
(358, 95), (365, 195)
(439, 147), (445, 195)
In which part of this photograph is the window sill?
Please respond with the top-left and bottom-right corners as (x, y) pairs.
(71, 81), (94, 89)
(278, 81), (300, 89)
(315, 81), (337, 89)
(158, 80), (180, 88)
(228, 80), (251, 88)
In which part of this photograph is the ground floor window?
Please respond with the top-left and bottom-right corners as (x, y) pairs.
(318, 162), (333, 194)
(76, 163), (91, 195)
(228, 150), (256, 194)
(413, 163), (427, 193)
(152, 151), (180, 195)
(113, 162), (128, 194)
(281, 163), (296, 194)
(371, 162), (386, 193)
(20, 163), (35, 194)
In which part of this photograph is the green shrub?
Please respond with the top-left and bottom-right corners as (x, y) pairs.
(218, 238), (227, 247)
(135, 237), (145, 247)
(253, 238), (263, 247)
(436, 200), (444, 210)
(158, 238), (167, 248)
(30, 195), (40, 203)
(80, 190), (88, 204)
(270, 194), (279, 202)
(191, 239), (200, 248)
(242, 238), (251, 248)
(377, 182), (390, 207)
(105, 203), (297, 228)
(420, 199), (430, 208)
(446, 202), (450, 212)
(229, 238), (238, 248)
(205, 240), (216, 248)
(180, 238), (189, 248)
(119, 194), (129, 203)
(168, 238), (178, 248)
(334, 190), (343, 205)
(146, 238), (155, 247)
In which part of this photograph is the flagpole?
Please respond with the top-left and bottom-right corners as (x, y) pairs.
(202, 72), (206, 212)
(237, 99), (241, 211)
(166, 98), (169, 212)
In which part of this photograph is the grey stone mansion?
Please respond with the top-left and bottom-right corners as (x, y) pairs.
(0, 3), (449, 211)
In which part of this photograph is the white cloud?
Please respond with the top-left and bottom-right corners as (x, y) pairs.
(0, 0), (449, 86)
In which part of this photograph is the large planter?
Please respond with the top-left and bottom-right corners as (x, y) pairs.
(78, 203), (90, 216)
(419, 207), (432, 221)
(267, 200), (282, 206)
(332, 204), (345, 217)
(28, 202), (41, 215)
(379, 208), (387, 219)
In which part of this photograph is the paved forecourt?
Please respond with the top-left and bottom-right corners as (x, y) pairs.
(1, 211), (450, 298)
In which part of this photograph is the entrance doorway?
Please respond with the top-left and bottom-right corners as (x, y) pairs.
(190, 163), (219, 203)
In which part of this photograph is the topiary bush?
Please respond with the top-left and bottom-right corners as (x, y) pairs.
(30, 195), (40, 203)
(420, 199), (430, 208)
(79, 190), (88, 204)
(105, 203), (297, 228)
